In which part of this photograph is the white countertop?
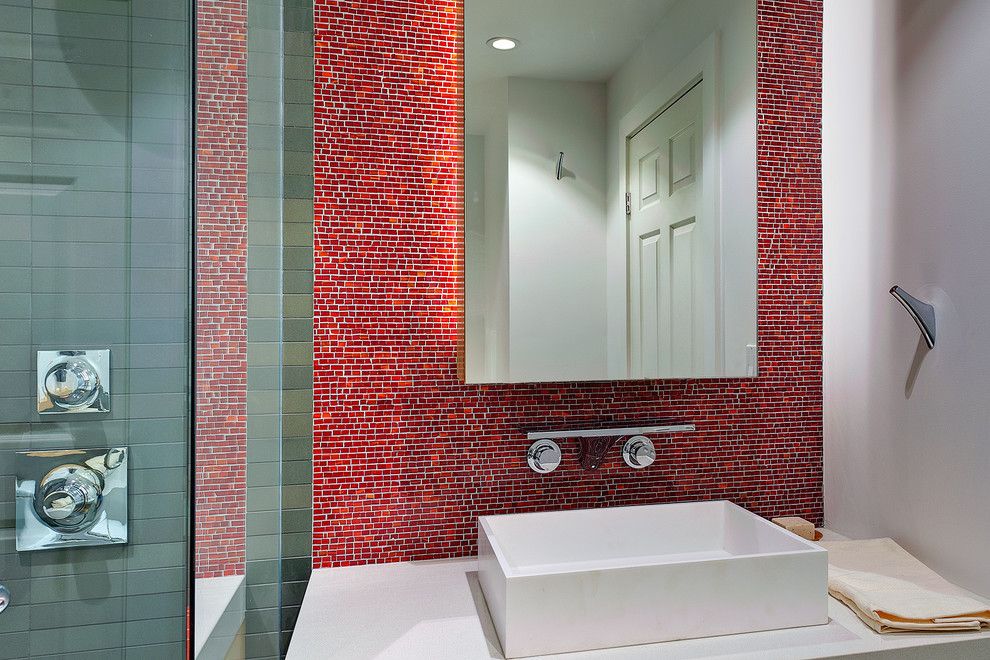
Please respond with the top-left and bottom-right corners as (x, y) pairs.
(289, 534), (990, 660)
(194, 574), (245, 658)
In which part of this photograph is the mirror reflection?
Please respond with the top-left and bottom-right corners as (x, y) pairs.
(464, 0), (757, 383)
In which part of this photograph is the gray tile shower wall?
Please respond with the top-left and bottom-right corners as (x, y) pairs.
(278, 0), (313, 652)
(244, 0), (312, 657)
(0, 0), (191, 658)
(246, 0), (286, 655)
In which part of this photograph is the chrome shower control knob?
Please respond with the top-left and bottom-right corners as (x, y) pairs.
(44, 357), (101, 410)
(0, 585), (10, 613)
(527, 440), (562, 474)
(34, 464), (104, 533)
(622, 435), (656, 469)
(37, 350), (111, 414)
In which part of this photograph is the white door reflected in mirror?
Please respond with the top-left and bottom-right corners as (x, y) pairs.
(463, 0), (757, 383)
(629, 82), (709, 378)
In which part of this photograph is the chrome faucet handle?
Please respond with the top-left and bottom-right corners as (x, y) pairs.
(34, 464), (104, 533)
(0, 584), (10, 613)
(622, 435), (656, 469)
(527, 439), (562, 474)
(43, 492), (82, 520)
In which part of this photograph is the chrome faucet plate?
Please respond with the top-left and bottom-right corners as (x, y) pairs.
(37, 349), (110, 415)
(15, 447), (128, 551)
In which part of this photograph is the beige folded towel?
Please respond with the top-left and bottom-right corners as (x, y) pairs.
(822, 538), (990, 633)
(829, 567), (990, 632)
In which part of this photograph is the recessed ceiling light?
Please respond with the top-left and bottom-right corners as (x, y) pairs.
(487, 37), (518, 51)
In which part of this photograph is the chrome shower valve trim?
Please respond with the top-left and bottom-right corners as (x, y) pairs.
(622, 435), (657, 469)
(15, 447), (128, 551)
(527, 439), (562, 474)
(37, 349), (110, 414)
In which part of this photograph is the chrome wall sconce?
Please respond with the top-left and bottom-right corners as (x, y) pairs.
(37, 349), (110, 414)
(15, 447), (128, 551)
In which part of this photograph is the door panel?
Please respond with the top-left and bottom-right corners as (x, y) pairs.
(628, 82), (708, 378)
(638, 231), (664, 374)
(670, 218), (697, 374)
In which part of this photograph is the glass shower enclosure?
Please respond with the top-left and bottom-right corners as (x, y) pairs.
(0, 0), (311, 657)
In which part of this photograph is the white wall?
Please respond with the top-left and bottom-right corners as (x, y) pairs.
(506, 77), (608, 381)
(604, 0), (758, 377)
(465, 77), (510, 381)
(824, 0), (990, 597)
(464, 134), (488, 378)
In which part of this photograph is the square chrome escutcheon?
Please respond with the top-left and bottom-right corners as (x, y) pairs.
(37, 349), (110, 415)
(15, 447), (128, 551)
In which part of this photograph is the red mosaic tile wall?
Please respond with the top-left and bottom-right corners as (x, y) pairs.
(194, 0), (249, 579)
(313, 0), (823, 568)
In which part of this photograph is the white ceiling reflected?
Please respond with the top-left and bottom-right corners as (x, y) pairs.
(465, 0), (678, 84)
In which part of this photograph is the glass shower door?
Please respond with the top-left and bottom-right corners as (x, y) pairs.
(0, 0), (304, 657)
(0, 0), (193, 657)
(193, 0), (289, 657)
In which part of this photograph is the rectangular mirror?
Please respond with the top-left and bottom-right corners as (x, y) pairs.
(464, 0), (757, 383)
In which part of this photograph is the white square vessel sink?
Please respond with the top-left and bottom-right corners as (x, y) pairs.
(478, 500), (828, 658)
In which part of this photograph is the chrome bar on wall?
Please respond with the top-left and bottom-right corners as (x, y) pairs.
(526, 424), (696, 440)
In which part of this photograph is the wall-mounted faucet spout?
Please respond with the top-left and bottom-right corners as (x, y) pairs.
(577, 437), (617, 470)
